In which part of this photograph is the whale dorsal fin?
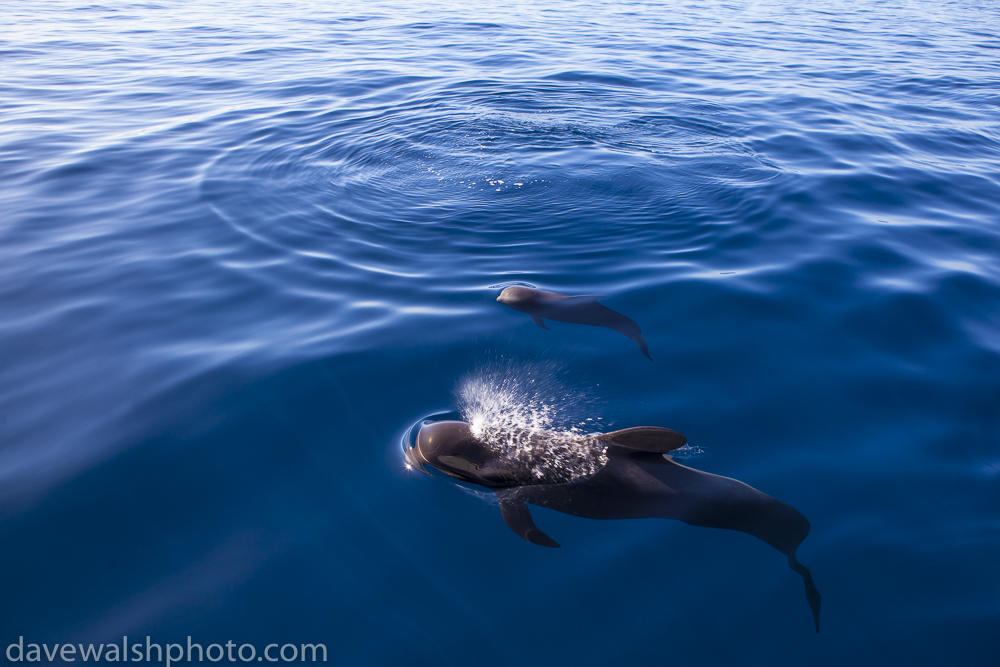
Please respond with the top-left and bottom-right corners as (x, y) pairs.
(598, 426), (687, 453)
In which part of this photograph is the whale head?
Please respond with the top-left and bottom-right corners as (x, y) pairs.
(407, 420), (498, 484)
(497, 286), (536, 309)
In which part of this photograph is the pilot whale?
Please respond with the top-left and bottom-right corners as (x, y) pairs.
(405, 420), (821, 631)
(496, 286), (652, 359)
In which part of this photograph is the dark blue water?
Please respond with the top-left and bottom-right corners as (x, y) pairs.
(3, 0), (999, 664)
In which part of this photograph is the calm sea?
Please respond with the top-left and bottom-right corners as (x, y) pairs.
(2, 0), (998, 664)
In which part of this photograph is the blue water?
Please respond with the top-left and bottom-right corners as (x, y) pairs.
(2, 0), (999, 664)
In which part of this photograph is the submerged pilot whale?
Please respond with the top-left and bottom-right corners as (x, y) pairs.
(405, 419), (822, 631)
(497, 286), (652, 359)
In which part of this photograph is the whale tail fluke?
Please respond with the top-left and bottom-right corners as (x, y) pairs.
(635, 334), (652, 360)
(788, 552), (821, 633)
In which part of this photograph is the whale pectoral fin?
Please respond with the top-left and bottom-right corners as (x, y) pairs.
(575, 294), (606, 301)
(497, 491), (560, 548)
(531, 314), (550, 330)
(601, 426), (687, 453)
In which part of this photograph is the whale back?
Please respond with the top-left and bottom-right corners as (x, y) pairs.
(503, 446), (810, 554)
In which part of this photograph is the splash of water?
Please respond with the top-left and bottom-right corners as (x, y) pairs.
(454, 361), (608, 483)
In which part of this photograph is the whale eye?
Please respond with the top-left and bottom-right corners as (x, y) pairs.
(437, 455), (480, 472)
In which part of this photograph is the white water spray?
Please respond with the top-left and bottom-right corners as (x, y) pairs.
(454, 361), (608, 483)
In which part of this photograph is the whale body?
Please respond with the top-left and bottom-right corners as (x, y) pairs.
(406, 419), (821, 631)
(497, 286), (652, 359)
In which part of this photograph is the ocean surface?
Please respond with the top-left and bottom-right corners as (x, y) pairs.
(2, 0), (999, 664)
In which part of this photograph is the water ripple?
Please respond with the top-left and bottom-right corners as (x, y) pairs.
(2, 0), (999, 662)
